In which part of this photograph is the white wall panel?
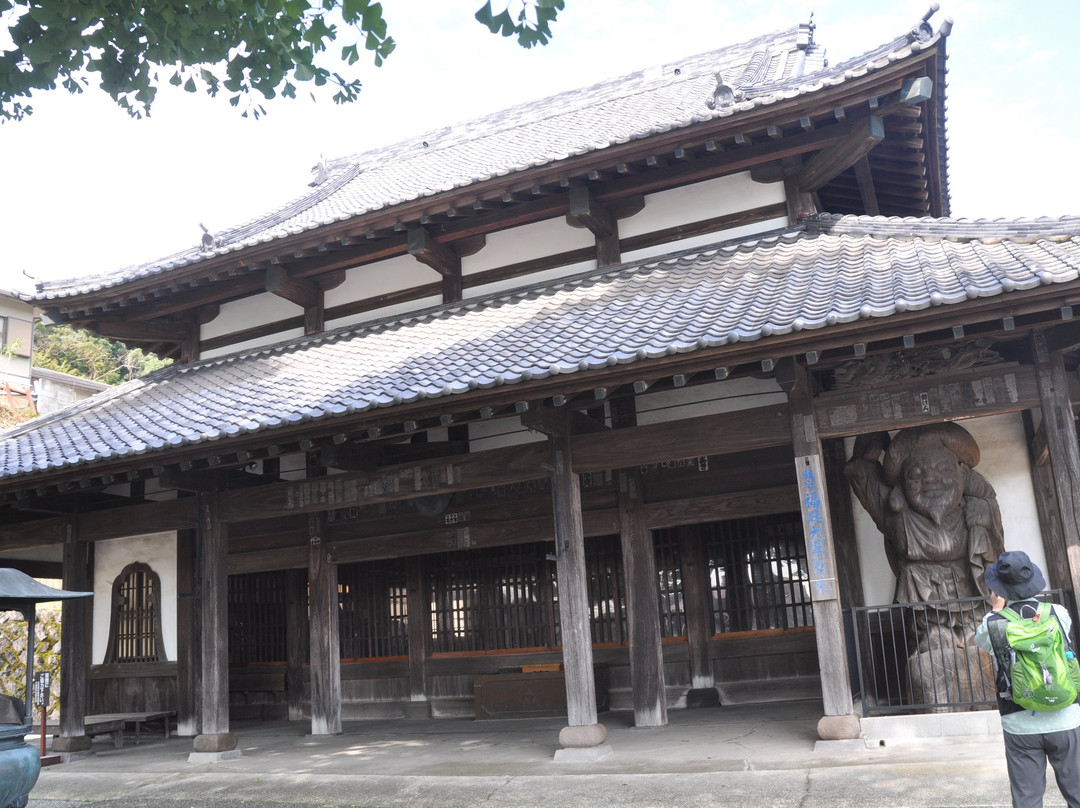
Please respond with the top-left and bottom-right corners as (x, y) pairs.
(93, 532), (178, 664)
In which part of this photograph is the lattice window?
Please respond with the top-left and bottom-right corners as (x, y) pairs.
(704, 513), (813, 634)
(429, 543), (553, 653)
(104, 562), (165, 664)
(654, 530), (686, 638)
(583, 535), (626, 645)
(228, 571), (288, 666)
(338, 560), (409, 660)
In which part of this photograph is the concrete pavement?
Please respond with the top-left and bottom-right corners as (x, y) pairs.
(21, 700), (1054, 807)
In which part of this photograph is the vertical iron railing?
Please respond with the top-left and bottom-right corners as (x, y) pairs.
(851, 591), (1069, 715)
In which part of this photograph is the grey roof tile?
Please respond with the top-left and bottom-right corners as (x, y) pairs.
(5, 215), (1080, 483)
(31, 18), (947, 300)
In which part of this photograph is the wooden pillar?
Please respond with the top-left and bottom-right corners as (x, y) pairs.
(54, 519), (91, 754)
(1031, 331), (1080, 605)
(192, 491), (237, 756)
(308, 513), (342, 735)
(546, 419), (608, 755)
(677, 526), (719, 706)
(781, 359), (859, 740)
(284, 568), (308, 722)
(823, 438), (865, 609)
(617, 469), (668, 726)
(175, 525), (201, 737)
(406, 557), (432, 717)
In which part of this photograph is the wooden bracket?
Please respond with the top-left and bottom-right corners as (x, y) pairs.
(522, 405), (609, 437)
(265, 266), (322, 309)
(407, 227), (461, 277)
(797, 115), (884, 193)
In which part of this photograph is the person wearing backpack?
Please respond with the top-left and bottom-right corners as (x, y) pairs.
(975, 551), (1080, 808)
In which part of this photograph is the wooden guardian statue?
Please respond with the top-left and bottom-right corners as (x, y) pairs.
(845, 423), (1004, 710)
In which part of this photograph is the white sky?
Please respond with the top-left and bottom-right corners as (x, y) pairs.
(0, 0), (1077, 290)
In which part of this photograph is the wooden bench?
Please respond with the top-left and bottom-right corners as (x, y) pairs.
(84, 711), (175, 749)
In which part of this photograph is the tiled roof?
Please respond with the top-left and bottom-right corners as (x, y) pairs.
(32, 14), (948, 301)
(5, 215), (1079, 483)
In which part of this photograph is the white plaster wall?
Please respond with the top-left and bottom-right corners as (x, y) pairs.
(621, 172), (784, 238)
(93, 532), (178, 664)
(202, 290), (299, 341)
(463, 216), (596, 275)
(854, 412), (1046, 606)
(636, 377), (786, 425)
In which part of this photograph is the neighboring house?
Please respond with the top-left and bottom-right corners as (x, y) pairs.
(0, 289), (36, 414)
(3, 9), (1080, 762)
(32, 367), (110, 416)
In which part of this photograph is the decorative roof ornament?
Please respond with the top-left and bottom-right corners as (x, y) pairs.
(309, 155), (329, 187)
(199, 223), (221, 252)
(909, 2), (940, 43)
(706, 73), (745, 110)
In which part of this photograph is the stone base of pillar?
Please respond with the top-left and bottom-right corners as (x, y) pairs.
(193, 732), (238, 753)
(403, 700), (431, 719)
(817, 713), (861, 740)
(51, 735), (91, 754)
(188, 749), (243, 764)
(685, 687), (720, 708)
(554, 742), (613, 761)
(558, 722), (608, 750)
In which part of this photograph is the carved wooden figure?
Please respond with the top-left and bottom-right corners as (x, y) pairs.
(845, 423), (1004, 710)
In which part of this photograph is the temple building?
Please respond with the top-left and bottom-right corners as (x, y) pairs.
(3, 7), (1080, 759)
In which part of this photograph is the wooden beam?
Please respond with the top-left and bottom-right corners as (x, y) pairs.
(797, 115), (885, 192)
(814, 365), (1040, 438)
(853, 156), (880, 216)
(265, 266), (322, 309)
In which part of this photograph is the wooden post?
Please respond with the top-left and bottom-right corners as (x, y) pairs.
(53, 519), (91, 754)
(677, 526), (719, 707)
(544, 418), (609, 756)
(823, 438), (865, 608)
(175, 525), (201, 737)
(192, 491), (238, 757)
(781, 359), (859, 740)
(1031, 332), (1080, 605)
(308, 512), (342, 735)
(285, 568), (308, 722)
(1023, 412), (1070, 593)
(406, 557), (432, 717)
(617, 469), (668, 726)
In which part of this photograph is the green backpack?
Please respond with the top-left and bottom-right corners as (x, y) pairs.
(987, 602), (1080, 712)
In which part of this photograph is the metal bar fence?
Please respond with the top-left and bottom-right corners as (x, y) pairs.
(851, 591), (1068, 715)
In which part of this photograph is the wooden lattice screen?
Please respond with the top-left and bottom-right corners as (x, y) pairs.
(653, 530), (686, 638)
(228, 571), (288, 666)
(338, 561), (409, 660)
(105, 562), (164, 664)
(702, 512), (813, 634)
(429, 542), (553, 653)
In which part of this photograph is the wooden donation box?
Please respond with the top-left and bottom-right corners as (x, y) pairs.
(473, 664), (609, 720)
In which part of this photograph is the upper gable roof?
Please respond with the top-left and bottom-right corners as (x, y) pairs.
(31, 13), (950, 303)
(4, 215), (1078, 485)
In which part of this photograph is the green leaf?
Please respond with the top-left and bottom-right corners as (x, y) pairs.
(293, 62), (315, 81)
